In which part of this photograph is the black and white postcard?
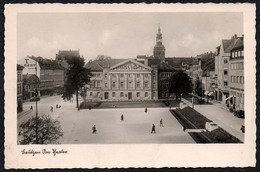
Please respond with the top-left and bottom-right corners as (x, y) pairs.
(4, 3), (256, 169)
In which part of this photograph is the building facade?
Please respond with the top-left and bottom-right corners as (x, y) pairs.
(18, 56), (66, 97)
(17, 64), (24, 113)
(228, 38), (244, 111)
(86, 59), (158, 100)
(214, 35), (242, 104)
(23, 74), (40, 99)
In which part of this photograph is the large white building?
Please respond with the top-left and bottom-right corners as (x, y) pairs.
(85, 58), (158, 100)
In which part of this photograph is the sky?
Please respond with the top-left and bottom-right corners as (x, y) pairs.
(17, 12), (243, 62)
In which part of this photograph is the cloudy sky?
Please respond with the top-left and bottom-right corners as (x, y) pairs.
(17, 12), (243, 62)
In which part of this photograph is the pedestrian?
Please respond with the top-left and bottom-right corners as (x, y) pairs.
(160, 119), (163, 127)
(92, 125), (97, 134)
(121, 114), (124, 121)
(151, 124), (156, 134)
(56, 104), (58, 108)
(89, 106), (91, 110)
(30, 106), (33, 110)
(183, 125), (186, 132)
(51, 106), (53, 112)
(78, 106), (80, 111)
(145, 107), (147, 113)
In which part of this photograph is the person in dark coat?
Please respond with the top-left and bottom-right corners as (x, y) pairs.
(51, 106), (53, 112)
(92, 125), (97, 134)
(183, 125), (186, 132)
(151, 124), (156, 134)
(145, 107), (147, 113)
(121, 114), (124, 121)
(30, 106), (33, 110)
(160, 119), (163, 127)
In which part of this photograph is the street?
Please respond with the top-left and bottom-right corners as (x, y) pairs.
(18, 95), (195, 144)
(18, 95), (244, 144)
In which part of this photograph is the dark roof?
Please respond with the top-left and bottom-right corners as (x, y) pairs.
(165, 57), (194, 69)
(222, 36), (243, 53)
(231, 38), (244, 51)
(17, 64), (24, 70)
(85, 59), (126, 71)
(29, 56), (66, 70)
(58, 50), (80, 57)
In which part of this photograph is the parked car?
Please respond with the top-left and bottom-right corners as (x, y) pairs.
(29, 97), (40, 101)
(241, 125), (245, 133)
(234, 110), (245, 118)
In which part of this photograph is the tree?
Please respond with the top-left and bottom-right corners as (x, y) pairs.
(63, 57), (92, 108)
(169, 70), (192, 101)
(19, 115), (63, 144)
(95, 54), (112, 61)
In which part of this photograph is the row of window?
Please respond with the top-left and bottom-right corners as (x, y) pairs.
(231, 62), (244, 70)
(231, 50), (244, 58)
(24, 84), (40, 90)
(160, 73), (173, 78)
(114, 92), (149, 98)
(108, 81), (150, 88)
(90, 81), (101, 88)
(89, 91), (149, 98)
(108, 73), (151, 78)
(230, 76), (244, 84)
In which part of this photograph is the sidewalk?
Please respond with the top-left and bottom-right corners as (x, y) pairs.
(182, 98), (244, 142)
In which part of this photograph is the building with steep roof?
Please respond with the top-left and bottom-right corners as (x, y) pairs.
(55, 50), (80, 69)
(214, 34), (243, 104)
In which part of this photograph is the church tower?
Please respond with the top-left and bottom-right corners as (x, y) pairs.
(153, 25), (165, 60)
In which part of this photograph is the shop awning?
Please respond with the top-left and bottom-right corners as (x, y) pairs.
(208, 92), (214, 96)
(225, 96), (233, 101)
(204, 91), (209, 96)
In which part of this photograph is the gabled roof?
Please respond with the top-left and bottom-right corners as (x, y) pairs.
(222, 36), (243, 53)
(110, 59), (152, 70)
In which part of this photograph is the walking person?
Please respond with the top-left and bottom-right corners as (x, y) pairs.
(50, 106), (53, 112)
(145, 107), (147, 113)
(160, 119), (163, 127)
(121, 114), (124, 121)
(92, 125), (97, 134)
(30, 106), (33, 110)
(151, 124), (156, 134)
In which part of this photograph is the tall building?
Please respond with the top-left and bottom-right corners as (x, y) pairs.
(228, 37), (244, 111)
(17, 64), (24, 113)
(214, 34), (243, 104)
(153, 26), (165, 61)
